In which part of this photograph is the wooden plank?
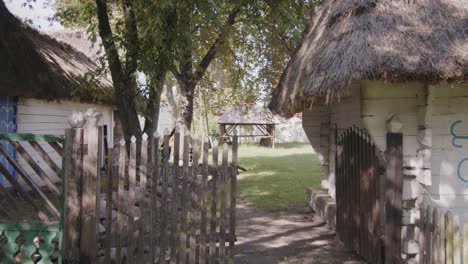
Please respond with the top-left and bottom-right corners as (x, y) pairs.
(440, 211), (446, 263)
(219, 143), (228, 262)
(463, 218), (468, 264)
(200, 137), (209, 264)
(180, 133), (190, 263)
(229, 132), (238, 264)
(446, 212), (454, 264)
(454, 214), (461, 264)
(433, 208), (440, 264)
(0, 143), (59, 218)
(426, 206), (433, 264)
(150, 132), (160, 263)
(189, 135), (200, 264)
(80, 124), (100, 262)
(138, 134), (148, 263)
(10, 141), (61, 196)
(104, 145), (114, 264)
(62, 128), (82, 262)
(210, 140), (219, 263)
(384, 132), (403, 263)
(420, 206), (426, 263)
(48, 142), (63, 156)
(0, 133), (63, 143)
(170, 129), (180, 264)
(116, 139), (126, 264)
(159, 131), (170, 264)
(127, 136), (137, 263)
(28, 141), (62, 178)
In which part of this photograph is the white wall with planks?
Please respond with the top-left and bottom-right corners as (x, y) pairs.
(15, 98), (114, 186)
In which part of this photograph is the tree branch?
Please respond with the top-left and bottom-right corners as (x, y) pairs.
(193, 5), (240, 83)
(121, 0), (139, 79)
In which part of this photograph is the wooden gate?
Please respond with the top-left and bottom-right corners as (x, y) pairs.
(0, 133), (65, 263)
(335, 126), (385, 263)
(63, 123), (238, 264)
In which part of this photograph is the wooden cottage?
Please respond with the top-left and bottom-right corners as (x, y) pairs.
(0, 2), (114, 186)
(269, 0), (467, 262)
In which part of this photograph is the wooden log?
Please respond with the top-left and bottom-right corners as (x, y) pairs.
(200, 137), (209, 264)
(180, 133), (190, 263)
(150, 132), (160, 263)
(229, 132), (238, 264)
(137, 134), (148, 263)
(116, 139), (127, 264)
(189, 135), (200, 264)
(10, 141), (60, 196)
(63, 128), (83, 262)
(384, 132), (403, 264)
(0, 143), (59, 218)
(28, 141), (62, 178)
(104, 145), (115, 264)
(80, 124), (100, 263)
(210, 140), (219, 263)
(170, 129), (180, 264)
(127, 136), (137, 263)
(159, 131), (170, 264)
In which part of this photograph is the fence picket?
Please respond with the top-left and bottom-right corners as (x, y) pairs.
(150, 132), (160, 263)
(440, 211), (446, 263)
(446, 212), (454, 263)
(200, 137), (209, 264)
(116, 139), (126, 264)
(463, 218), (468, 264)
(138, 134), (148, 263)
(219, 143), (228, 263)
(210, 140), (219, 263)
(104, 145), (114, 264)
(160, 131), (171, 264)
(190, 135), (200, 264)
(180, 133), (190, 263)
(454, 214), (461, 264)
(170, 129), (181, 264)
(229, 132), (238, 264)
(433, 208), (440, 264)
(127, 136), (137, 263)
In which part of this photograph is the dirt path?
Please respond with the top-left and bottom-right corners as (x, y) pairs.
(234, 201), (365, 264)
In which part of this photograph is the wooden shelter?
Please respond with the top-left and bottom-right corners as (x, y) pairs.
(218, 106), (280, 147)
(269, 0), (467, 263)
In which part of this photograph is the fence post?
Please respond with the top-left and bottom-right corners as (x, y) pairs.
(384, 115), (403, 264)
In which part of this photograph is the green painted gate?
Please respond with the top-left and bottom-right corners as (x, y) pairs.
(0, 133), (65, 263)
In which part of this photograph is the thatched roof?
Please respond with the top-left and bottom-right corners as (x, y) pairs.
(48, 30), (101, 60)
(269, 0), (468, 117)
(0, 1), (113, 104)
(218, 106), (281, 125)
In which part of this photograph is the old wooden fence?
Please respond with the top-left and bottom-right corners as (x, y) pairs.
(63, 123), (238, 264)
(419, 206), (468, 263)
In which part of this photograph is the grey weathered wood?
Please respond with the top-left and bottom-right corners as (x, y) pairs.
(433, 208), (440, 263)
(138, 135), (148, 263)
(80, 124), (100, 262)
(384, 132), (403, 264)
(127, 136), (137, 263)
(463, 218), (468, 264)
(229, 132), (238, 264)
(446, 212), (454, 263)
(200, 137), (209, 264)
(454, 214), (461, 264)
(48, 141), (63, 156)
(219, 143), (228, 262)
(116, 139), (127, 264)
(63, 128), (83, 262)
(189, 135), (200, 264)
(150, 133), (160, 263)
(159, 132), (170, 264)
(0, 143), (59, 218)
(170, 130), (180, 264)
(180, 134), (190, 263)
(440, 211), (446, 263)
(210, 140), (219, 263)
(28, 141), (62, 178)
(10, 141), (60, 196)
(104, 146), (114, 264)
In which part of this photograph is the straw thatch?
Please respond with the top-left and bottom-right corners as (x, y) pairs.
(0, 1), (112, 104)
(269, 0), (468, 117)
(218, 106), (281, 125)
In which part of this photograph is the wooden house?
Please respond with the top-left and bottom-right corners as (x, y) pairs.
(269, 0), (467, 262)
(0, 2), (114, 186)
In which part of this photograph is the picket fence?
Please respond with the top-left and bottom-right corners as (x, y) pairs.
(419, 206), (468, 264)
(62, 124), (238, 263)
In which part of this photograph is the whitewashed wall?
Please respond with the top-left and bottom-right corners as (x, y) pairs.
(16, 98), (114, 185)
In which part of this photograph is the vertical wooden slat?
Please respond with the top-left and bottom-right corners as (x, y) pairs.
(463, 218), (468, 264)
(159, 130), (171, 264)
(342, 130), (349, 248)
(80, 124), (100, 263)
(351, 128), (358, 253)
(200, 137), (209, 264)
(150, 132), (160, 263)
(116, 139), (126, 264)
(104, 144), (114, 264)
(229, 131), (238, 264)
(454, 214), (461, 264)
(171, 129), (181, 264)
(210, 140), (219, 263)
(190, 135), (200, 264)
(420, 206), (426, 263)
(138, 134), (149, 263)
(427, 206), (433, 264)
(63, 128), (83, 262)
(446, 211), (454, 264)
(127, 136), (137, 263)
(384, 132), (403, 263)
(180, 133), (190, 263)
(357, 129), (364, 258)
(433, 208), (440, 264)
(440, 211), (446, 263)
(219, 143), (228, 263)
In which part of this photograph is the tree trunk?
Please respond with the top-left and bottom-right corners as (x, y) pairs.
(143, 73), (165, 136)
(178, 81), (196, 130)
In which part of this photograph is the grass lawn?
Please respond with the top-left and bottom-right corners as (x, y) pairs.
(237, 143), (323, 211)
